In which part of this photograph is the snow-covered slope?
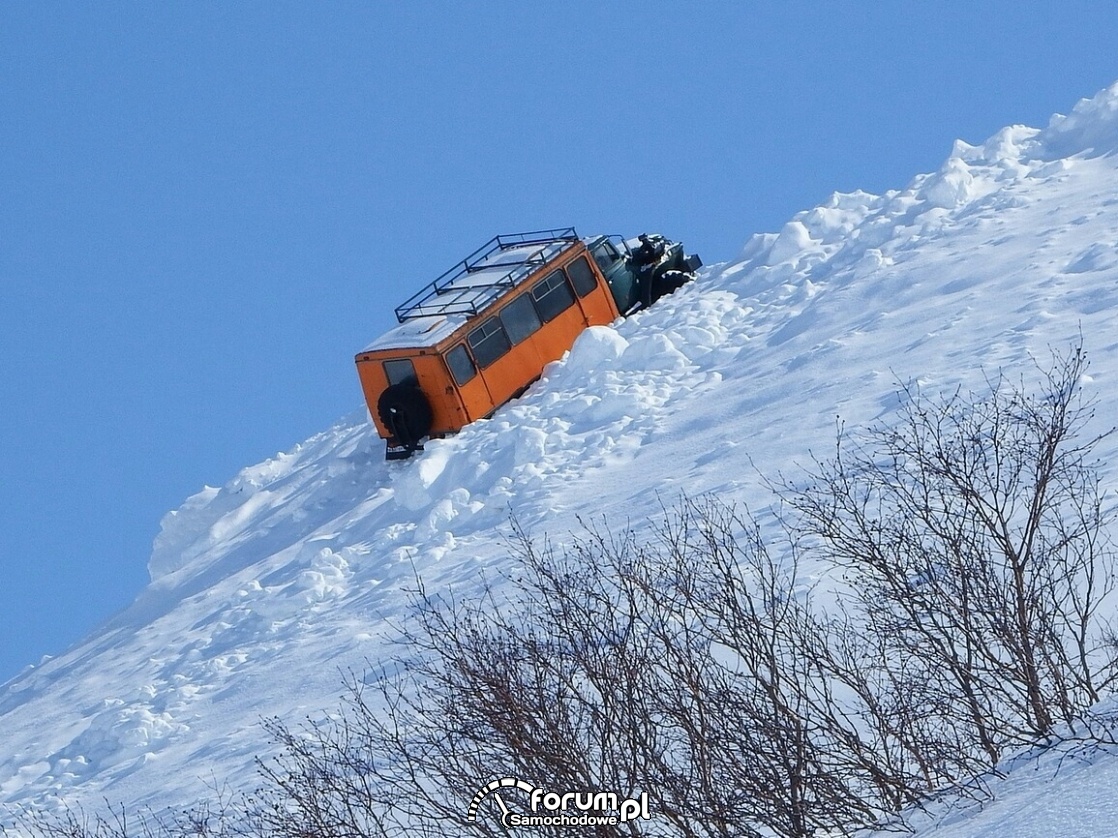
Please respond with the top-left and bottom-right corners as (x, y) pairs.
(6, 82), (1118, 833)
(859, 707), (1118, 838)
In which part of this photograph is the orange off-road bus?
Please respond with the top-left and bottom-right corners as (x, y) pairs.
(356, 228), (700, 459)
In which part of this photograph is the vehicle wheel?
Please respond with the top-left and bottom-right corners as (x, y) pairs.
(377, 384), (434, 451)
(653, 269), (693, 301)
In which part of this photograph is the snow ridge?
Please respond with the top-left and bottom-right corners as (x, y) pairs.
(5, 82), (1118, 833)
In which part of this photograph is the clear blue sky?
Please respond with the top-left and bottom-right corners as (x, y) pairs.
(1, 2), (1117, 685)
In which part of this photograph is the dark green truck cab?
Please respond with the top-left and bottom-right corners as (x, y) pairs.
(586, 233), (703, 315)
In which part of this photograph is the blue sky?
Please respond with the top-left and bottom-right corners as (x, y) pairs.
(1, 2), (1117, 686)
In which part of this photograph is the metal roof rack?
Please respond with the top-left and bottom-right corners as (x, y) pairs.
(394, 227), (580, 323)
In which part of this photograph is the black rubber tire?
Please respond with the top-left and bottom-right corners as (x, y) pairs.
(652, 270), (693, 302)
(377, 384), (434, 450)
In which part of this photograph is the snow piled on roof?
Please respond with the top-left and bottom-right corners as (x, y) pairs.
(364, 236), (577, 351)
(6, 81), (1118, 834)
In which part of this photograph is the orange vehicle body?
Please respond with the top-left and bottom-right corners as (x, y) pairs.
(355, 233), (621, 455)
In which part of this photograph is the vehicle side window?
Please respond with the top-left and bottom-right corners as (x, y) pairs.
(591, 241), (619, 273)
(445, 343), (476, 386)
(383, 358), (418, 386)
(531, 269), (576, 322)
(566, 255), (598, 298)
(467, 317), (512, 368)
(499, 294), (542, 346)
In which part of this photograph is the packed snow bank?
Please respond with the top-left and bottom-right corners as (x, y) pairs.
(860, 706), (1118, 838)
(147, 416), (380, 583)
(5, 81), (1118, 832)
(1041, 80), (1118, 160)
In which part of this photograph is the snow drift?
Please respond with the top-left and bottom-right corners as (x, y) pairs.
(6, 82), (1118, 835)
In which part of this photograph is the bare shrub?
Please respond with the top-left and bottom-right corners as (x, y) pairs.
(11, 797), (240, 838)
(245, 500), (887, 838)
(786, 345), (1118, 770)
(18, 346), (1118, 837)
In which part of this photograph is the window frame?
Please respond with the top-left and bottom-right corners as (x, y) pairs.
(591, 240), (621, 273)
(530, 269), (577, 323)
(383, 358), (419, 387)
(565, 255), (599, 298)
(445, 343), (477, 386)
(499, 293), (543, 346)
(467, 316), (513, 369)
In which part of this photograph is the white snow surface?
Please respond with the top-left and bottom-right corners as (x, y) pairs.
(7, 82), (1118, 834)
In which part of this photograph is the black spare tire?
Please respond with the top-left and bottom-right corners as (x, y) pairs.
(377, 383), (434, 450)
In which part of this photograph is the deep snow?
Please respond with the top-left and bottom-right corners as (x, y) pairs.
(7, 82), (1118, 835)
